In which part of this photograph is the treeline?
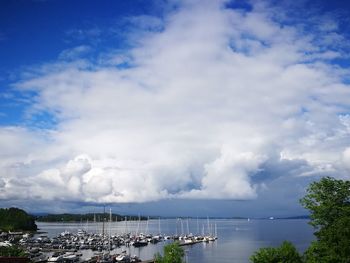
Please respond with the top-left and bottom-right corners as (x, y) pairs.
(35, 213), (148, 222)
(0, 207), (37, 232)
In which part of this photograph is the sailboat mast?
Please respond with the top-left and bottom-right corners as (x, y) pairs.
(186, 218), (189, 235)
(181, 218), (184, 236)
(102, 205), (106, 236)
(145, 217), (149, 235)
(94, 213), (97, 234)
(207, 216), (210, 235)
(158, 217), (161, 235)
(109, 208), (112, 253)
(175, 218), (178, 236)
(136, 214), (140, 236)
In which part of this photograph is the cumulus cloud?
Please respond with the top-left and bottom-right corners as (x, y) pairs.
(0, 179), (5, 188)
(58, 46), (92, 60)
(2, 0), (350, 207)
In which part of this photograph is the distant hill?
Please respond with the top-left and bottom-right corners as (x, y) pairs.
(0, 207), (37, 232)
(277, 215), (310, 220)
(34, 213), (147, 222)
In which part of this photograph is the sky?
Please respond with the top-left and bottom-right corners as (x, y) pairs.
(1, 0), (350, 217)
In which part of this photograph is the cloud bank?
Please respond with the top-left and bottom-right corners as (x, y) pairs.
(1, 0), (350, 208)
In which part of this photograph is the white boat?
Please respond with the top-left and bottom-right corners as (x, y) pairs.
(208, 236), (215, 241)
(60, 230), (70, 236)
(115, 253), (130, 262)
(132, 239), (148, 247)
(184, 238), (194, 244)
(47, 252), (64, 262)
(62, 253), (79, 262)
(0, 241), (12, 247)
(23, 233), (30, 238)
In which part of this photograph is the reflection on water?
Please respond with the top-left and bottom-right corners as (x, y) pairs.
(37, 218), (314, 263)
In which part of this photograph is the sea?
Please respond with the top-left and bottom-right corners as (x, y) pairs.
(36, 218), (315, 263)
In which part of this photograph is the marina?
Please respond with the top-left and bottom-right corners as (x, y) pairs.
(1, 217), (219, 263)
(0, 218), (314, 263)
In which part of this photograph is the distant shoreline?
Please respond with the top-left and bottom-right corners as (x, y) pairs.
(33, 213), (149, 222)
(33, 214), (310, 222)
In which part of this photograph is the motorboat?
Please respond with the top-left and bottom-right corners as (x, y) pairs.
(132, 239), (148, 247)
(47, 252), (64, 262)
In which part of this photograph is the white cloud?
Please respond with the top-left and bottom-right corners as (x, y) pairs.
(3, 0), (350, 206)
(58, 45), (92, 60)
(0, 178), (5, 188)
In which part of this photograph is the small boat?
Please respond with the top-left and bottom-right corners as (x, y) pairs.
(62, 253), (79, 262)
(150, 236), (160, 244)
(195, 236), (204, 241)
(47, 252), (64, 262)
(115, 253), (131, 262)
(132, 239), (148, 247)
(60, 230), (71, 236)
(0, 240), (12, 247)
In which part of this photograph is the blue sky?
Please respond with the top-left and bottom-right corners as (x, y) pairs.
(1, 0), (350, 217)
(0, 0), (159, 126)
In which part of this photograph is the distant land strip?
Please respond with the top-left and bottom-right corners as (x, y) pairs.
(33, 214), (310, 222)
(34, 213), (148, 222)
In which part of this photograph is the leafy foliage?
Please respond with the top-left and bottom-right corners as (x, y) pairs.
(154, 242), (185, 263)
(300, 177), (350, 263)
(250, 241), (303, 263)
(0, 207), (37, 232)
(0, 245), (27, 257)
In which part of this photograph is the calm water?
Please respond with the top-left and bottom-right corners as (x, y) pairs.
(36, 219), (315, 263)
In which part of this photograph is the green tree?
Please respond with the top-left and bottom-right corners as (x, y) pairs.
(0, 207), (37, 232)
(250, 241), (303, 263)
(0, 245), (27, 257)
(154, 242), (185, 263)
(300, 177), (350, 263)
